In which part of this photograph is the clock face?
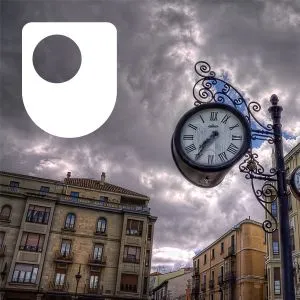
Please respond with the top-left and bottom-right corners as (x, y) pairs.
(294, 168), (300, 191)
(178, 104), (250, 169)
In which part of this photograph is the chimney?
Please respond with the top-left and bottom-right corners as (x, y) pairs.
(100, 172), (106, 184)
(67, 172), (71, 179)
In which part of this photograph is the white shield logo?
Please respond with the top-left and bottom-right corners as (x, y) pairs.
(22, 22), (117, 138)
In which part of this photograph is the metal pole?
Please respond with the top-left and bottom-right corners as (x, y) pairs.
(268, 94), (295, 299)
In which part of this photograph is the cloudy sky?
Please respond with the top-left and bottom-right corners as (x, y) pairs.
(1, 0), (300, 272)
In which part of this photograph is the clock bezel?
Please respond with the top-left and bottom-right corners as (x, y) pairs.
(173, 103), (251, 172)
(290, 166), (300, 198)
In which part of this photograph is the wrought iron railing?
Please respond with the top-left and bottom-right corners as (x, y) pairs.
(54, 250), (74, 262)
(123, 256), (140, 264)
(201, 283), (206, 291)
(49, 281), (69, 292)
(218, 275), (224, 285)
(88, 254), (107, 266)
(209, 280), (214, 289)
(19, 245), (43, 252)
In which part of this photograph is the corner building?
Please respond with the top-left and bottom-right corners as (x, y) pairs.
(0, 171), (157, 300)
(192, 218), (267, 300)
(265, 142), (300, 299)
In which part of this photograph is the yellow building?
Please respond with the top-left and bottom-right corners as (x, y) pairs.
(192, 218), (267, 300)
(266, 142), (300, 299)
(0, 170), (157, 300)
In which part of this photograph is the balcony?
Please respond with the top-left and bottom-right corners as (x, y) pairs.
(88, 255), (106, 266)
(19, 245), (42, 252)
(218, 275), (224, 286)
(49, 281), (69, 292)
(85, 285), (103, 294)
(0, 244), (6, 257)
(225, 246), (235, 258)
(123, 257), (140, 264)
(193, 267), (200, 276)
(54, 251), (73, 263)
(209, 280), (214, 289)
(201, 283), (206, 291)
(224, 271), (236, 283)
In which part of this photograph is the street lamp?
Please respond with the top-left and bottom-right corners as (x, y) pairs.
(75, 264), (82, 299)
(171, 61), (296, 300)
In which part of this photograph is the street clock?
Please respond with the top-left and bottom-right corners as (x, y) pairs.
(171, 103), (251, 187)
(290, 166), (300, 198)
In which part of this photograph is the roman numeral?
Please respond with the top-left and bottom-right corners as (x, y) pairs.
(208, 155), (214, 165)
(229, 123), (239, 130)
(188, 124), (197, 130)
(210, 112), (218, 121)
(185, 144), (196, 153)
(199, 115), (205, 123)
(232, 135), (242, 140)
(227, 143), (239, 155)
(183, 135), (193, 140)
(221, 114), (231, 124)
(218, 152), (228, 162)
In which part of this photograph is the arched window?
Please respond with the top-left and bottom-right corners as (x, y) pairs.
(64, 213), (76, 230)
(0, 205), (11, 220)
(96, 218), (107, 234)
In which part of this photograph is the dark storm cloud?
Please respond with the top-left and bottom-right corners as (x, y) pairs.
(1, 0), (300, 268)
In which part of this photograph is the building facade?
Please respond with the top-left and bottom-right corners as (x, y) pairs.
(192, 218), (267, 300)
(151, 269), (193, 300)
(265, 142), (300, 299)
(0, 170), (157, 300)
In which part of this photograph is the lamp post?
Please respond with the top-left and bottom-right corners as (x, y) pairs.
(75, 264), (82, 299)
(171, 61), (296, 299)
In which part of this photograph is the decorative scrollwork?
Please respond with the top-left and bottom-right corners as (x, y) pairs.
(239, 151), (278, 233)
(192, 61), (274, 133)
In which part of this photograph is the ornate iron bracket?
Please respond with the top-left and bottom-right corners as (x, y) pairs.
(192, 61), (278, 233)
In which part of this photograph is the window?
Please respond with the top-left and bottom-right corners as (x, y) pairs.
(143, 277), (148, 295)
(212, 249), (215, 259)
(120, 274), (138, 292)
(89, 274), (99, 289)
(60, 240), (72, 256)
(203, 273), (206, 284)
(70, 191), (79, 201)
(0, 205), (11, 220)
(20, 232), (44, 252)
(274, 267), (281, 295)
(272, 230), (279, 255)
(93, 244), (103, 260)
(145, 250), (150, 267)
(220, 242), (224, 254)
(147, 224), (152, 240)
(99, 196), (108, 202)
(231, 235), (235, 249)
(211, 270), (214, 282)
(96, 217), (107, 234)
(26, 205), (50, 224)
(64, 213), (76, 230)
(55, 272), (66, 286)
(0, 232), (5, 246)
(290, 229), (295, 251)
(204, 254), (207, 264)
(126, 219), (143, 236)
(12, 264), (38, 283)
(271, 201), (277, 217)
(9, 181), (19, 192)
(123, 246), (141, 263)
(40, 186), (50, 195)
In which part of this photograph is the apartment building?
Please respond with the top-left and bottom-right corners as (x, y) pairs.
(0, 170), (157, 300)
(266, 142), (300, 299)
(192, 218), (267, 300)
(151, 268), (193, 300)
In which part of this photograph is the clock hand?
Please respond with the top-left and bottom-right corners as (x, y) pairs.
(195, 131), (219, 160)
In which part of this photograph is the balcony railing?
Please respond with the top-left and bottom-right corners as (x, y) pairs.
(19, 245), (43, 252)
(0, 244), (6, 257)
(209, 280), (214, 289)
(49, 281), (69, 292)
(123, 257), (140, 264)
(0, 184), (150, 214)
(225, 246), (235, 258)
(201, 283), (206, 291)
(193, 267), (200, 276)
(218, 275), (224, 286)
(224, 271), (236, 283)
(54, 251), (74, 263)
(88, 255), (106, 266)
(85, 285), (103, 294)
